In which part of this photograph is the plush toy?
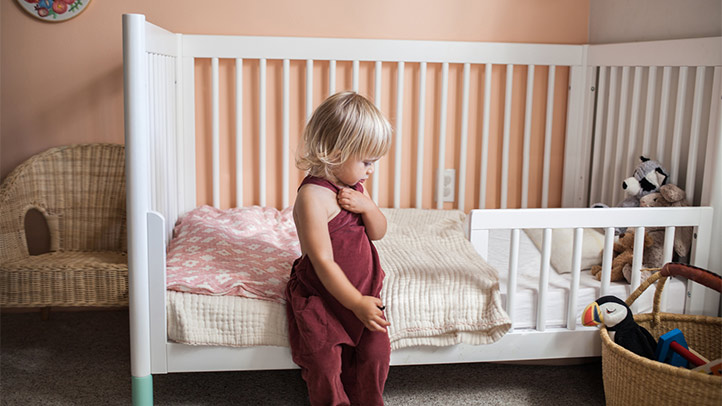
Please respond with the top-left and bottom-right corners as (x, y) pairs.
(619, 156), (670, 207)
(582, 295), (657, 360)
(639, 183), (694, 258)
(590, 229), (652, 283)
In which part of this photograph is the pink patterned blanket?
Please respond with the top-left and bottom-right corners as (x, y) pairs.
(166, 205), (300, 303)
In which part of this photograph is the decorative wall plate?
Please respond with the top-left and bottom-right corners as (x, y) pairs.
(17, 0), (91, 22)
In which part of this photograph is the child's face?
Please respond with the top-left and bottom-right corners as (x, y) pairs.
(332, 157), (377, 187)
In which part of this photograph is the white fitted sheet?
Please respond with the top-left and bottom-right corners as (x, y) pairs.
(485, 229), (686, 330)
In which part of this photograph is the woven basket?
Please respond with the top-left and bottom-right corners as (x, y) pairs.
(0, 144), (127, 307)
(600, 263), (722, 405)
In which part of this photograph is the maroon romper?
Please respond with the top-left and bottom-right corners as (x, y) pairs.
(285, 176), (390, 406)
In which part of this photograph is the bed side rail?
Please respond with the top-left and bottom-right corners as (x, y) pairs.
(468, 206), (716, 331)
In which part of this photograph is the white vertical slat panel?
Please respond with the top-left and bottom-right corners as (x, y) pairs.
(394, 61), (404, 208)
(566, 228), (583, 330)
(629, 226), (646, 314)
(352, 60), (359, 92)
(600, 67), (618, 205)
(157, 55), (168, 217)
(611, 66), (631, 205)
(457, 63), (471, 211)
(148, 55), (157, 211)
(641, 66), (658, 156)
(670, 66), (689, 184)
(521, 65), (535, 208)
(235, 58), (244, 207)
(661, 226), (676, 311)
(589, 67), (607, 205)
(701, 67), (721, 206)
(181, 56), (197, 212)
(685, 67), (707, 204)
(536, 228), (552, 332)
(329, 60), (336, 96)
(506, 229), (520, 331)
(282, 59), (290, 208)
(306, 60), (313, 121)
(501, 64), (513, 209)
(479, 63), (492, 209)
(436, 62), (449, 209)
(372, 61), (382, 204)
(656, 66), (673, 163)
(259, 58), (267, 207)
(211, 57), (220, 208)
(600, 227), (615, 296)
(541, 65), (556, 208)
(166, 56), (177, 237)
(624, 67), (643, 184)
(173, 39), (186, 217)
(415, 62), (427, 208)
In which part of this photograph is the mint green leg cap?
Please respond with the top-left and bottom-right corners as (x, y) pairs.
(132, 375), (153, 406)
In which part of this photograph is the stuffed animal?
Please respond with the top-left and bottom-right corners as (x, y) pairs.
(619, 156), (669, 207)
(590, 229), (652, 282)
(582, 295), (657, 360)
(639, 183), (694, 258)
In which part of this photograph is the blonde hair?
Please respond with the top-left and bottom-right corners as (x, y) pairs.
(296, 91), (392, 178)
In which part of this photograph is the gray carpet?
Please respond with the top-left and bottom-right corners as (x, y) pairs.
(1, 310), (605, 405)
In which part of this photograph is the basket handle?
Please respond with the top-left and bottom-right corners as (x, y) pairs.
(625, 263), (722, 327)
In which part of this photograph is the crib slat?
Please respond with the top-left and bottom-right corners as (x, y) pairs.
(148, 55), (157, 212)
(372, 61), (382, 204)
(685, 66), (706, 204)
(479, 63), (492, 209)
(600, 227), (615, 296)
(436, 62), (449, 209)
(211, 57), (220, 208)
(394, 61), (404, 208)
(661, 226), (675, 311)
(656, 66), (673, 163)
(670, 66), (689, 184)
(167, 56), (178, 237)
(641, 66), (658, 156)
(282, 59), (290, 208)
(701, 67), (722, 206)
(624, 67), (643, 186)
(600, 67), (618, 205)
(507, 229), (520, 331)
(589, 67), (607, 205)
(501, 64), (513, 209)
(259, 58), (267, 207)
(521, 65), (535, 208)
(567, 228), (583, 330)
(181, 56), (197, 211)
(611, 66), (631, 206)
(629, 226), (646, 313)
(541, 65), (555, 208)
(458, 63), (471, 212)
(415, 62), (427, 208)
(235, 58), (244, 207)
(329, 60), (336, 96)
(306, 59), (313, 121)
(352, 60), (359, 92)
(536, 228), (552, 332)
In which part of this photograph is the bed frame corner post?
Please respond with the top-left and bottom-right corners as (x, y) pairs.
(123, 13), (154, 405)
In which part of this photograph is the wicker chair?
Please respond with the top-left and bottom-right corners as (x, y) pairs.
(0, 144), (128, 308)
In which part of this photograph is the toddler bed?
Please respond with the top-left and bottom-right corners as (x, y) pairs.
(122, 14), (721, 403)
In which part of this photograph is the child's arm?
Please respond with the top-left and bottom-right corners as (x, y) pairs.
(336, 187), (387, 240)
(295, 185), (390, 333)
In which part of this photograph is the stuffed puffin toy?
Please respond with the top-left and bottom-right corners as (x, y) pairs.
(582, 295), (657, 360)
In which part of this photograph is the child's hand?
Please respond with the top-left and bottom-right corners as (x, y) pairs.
(337, 187), (374, 214)
(350, 296), (390, 333)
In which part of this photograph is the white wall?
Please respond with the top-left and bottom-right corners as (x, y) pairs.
(589, 0), (721, 44)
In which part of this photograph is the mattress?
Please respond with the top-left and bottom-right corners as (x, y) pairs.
(167, 208), (511, 349)
(485, 229), (686, 330)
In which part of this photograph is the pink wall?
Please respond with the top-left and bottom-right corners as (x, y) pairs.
(1, 0), (588, 180)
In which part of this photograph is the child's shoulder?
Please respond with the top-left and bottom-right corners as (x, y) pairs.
(295, 182), (340, 221)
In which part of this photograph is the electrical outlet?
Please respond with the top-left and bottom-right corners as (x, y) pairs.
(442, 169), (455, 202)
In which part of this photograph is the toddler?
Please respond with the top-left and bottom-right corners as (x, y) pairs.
(286, 91), (392, 406)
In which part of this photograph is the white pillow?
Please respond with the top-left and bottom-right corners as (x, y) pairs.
(523, 228), (604, 274)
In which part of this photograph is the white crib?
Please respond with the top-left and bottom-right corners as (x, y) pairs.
(122, 13), (721, 404)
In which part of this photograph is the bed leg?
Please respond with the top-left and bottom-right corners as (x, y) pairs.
(132, 375), (153, 405)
